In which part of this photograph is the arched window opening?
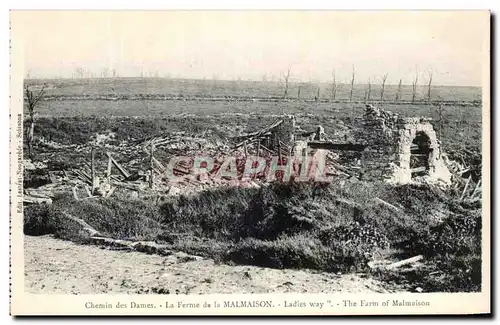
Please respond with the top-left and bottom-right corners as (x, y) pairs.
(410, 132), (432, 178)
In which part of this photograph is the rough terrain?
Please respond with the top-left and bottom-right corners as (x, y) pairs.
(24, 235), (402, 295)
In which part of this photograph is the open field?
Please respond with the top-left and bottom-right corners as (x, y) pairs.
(27, 77), (482, 103)
(31, 98), (481, 119)
(25, 78), (482, 167)
(23, 78), (484, 294)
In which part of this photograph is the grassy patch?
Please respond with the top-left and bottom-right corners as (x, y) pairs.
(24, 181), (481, 292)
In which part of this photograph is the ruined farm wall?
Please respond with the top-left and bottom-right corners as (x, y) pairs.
(391, 118), (451, 185)
(353, 107), (400, 182)
(353, 105), (451, 185)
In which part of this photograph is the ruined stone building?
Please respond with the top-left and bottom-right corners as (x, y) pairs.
(240, 105), (452, 185)
(355, 104), (451, 185)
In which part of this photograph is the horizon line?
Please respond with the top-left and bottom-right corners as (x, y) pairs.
(23, 76), (482, 88)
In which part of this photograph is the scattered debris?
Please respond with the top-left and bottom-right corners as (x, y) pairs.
(88, 236), (205, 261)
(24, 159), (48, 171)
(373, 197), (403, 214)
(23, 105), (479, 206)
(386, 255), (424, 270)
(60, 211), (101, 237)
(23, 196), (52, 205)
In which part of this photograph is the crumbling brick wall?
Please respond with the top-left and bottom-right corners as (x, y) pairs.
(355, 105), (451, 185)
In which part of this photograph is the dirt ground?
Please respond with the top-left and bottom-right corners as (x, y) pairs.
(24, 235), (402, 295)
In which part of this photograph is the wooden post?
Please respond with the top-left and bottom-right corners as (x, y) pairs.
(106, 152), (131, 179)
(243, 141), (247, 159)
(91, 147), (96, 194)
(277, 135), (282, 163)
(149, 142), (154, 189)
(460, 176), (472, 202)
(84, 185), (93, 198)
(438, 104), (443, 140)
(107, 155), (112, 181)
(72, 186), (79, 201)
(471, 179), (482, 199)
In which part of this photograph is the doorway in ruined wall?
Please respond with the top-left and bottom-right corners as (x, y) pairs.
(410, 131), (432, 178)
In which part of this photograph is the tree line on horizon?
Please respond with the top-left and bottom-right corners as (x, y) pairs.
(281, 66), (435, 103)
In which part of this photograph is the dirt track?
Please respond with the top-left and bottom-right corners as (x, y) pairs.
(24, 235), (400, 294)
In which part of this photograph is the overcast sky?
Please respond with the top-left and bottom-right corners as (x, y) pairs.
(16, 10), (489, 86)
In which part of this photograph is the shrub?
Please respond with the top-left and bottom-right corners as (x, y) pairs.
(228, 236), (332, 271)
(24, 204), (59, 236)
(24, 194), (166, 241)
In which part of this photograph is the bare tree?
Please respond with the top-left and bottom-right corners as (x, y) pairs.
(349, 65), (355, 101)
(282, 68), (291, 99)
(367, 78), (372, 101)
(426, 70), (433, 101)
(395, 78), (402, 101)
(380, 73), (388, 101)
(437, 103), (443, 140)
(211, 73), (218, 92)
(412, 70), (419, 103)
(25, 84), (47, 157)
(331, 70), (337, 100)
(74, 67), (85, 79)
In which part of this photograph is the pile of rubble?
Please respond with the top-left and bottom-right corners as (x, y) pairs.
(23, 105), (481, 205)
(23, 115), (348, 203)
